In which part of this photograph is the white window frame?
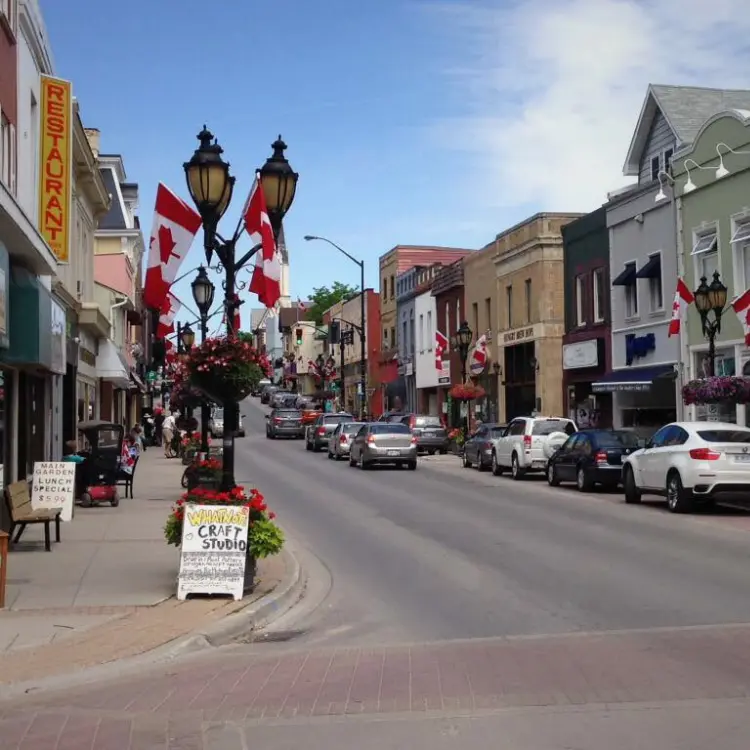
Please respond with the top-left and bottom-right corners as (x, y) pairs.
(647, 250), (664, 313)
(418, 313), (424, 353)
(592, 268), (605, 323)
(575, 274), (585, 326)
(730, 213), (750, 294)
(650, 155), (660, 181)
(427, 310), (433, 351)
(0, 0), (17, 39)
(622, 260), (639, 320)
(663, 148), (674, 174)
(691, 225), (720, 290)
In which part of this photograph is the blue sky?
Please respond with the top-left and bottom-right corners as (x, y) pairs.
(40, 0), (750, 326)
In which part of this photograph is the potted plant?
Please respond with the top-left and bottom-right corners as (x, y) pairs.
(448, 427), (465, 455)
(449, 383), (486, 402)
(164, 485), (284, 588)
(682, 376), (750, 405)
(185, 336), (271, 403)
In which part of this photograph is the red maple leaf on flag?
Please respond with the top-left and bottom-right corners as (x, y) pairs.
(158, 225), (179, 264)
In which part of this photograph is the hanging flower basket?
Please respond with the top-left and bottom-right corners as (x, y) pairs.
(449, 383), (486, 402)
(186, 336), (270, 403)
(682, 376), (750, 405)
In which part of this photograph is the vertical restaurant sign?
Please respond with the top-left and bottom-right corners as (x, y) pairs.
(38, 75), (73, 263)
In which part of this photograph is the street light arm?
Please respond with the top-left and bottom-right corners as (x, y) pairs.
(305, 235), (363, 270)
(235, 242), (263, 272)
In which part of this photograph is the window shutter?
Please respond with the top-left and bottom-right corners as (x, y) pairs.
(9, 123), (16, 195)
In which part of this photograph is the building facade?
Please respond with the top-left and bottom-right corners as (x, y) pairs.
(671, 110), (750, 424)
(560, 207), (612, 428)
(495, 213), (579, 422)
(395, 267), (419, 412)
(414, 264), (447, 416)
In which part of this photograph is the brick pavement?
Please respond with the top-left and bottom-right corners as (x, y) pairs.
(2, 623), (750, 747)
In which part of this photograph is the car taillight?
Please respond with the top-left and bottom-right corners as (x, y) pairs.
(367, 435), (376, 444)
(411, 435), (417, 444)
(273, 418), (282, 424)
(595, 450), (608, 464)
(317, 427), (326, 436)
(689, 448), (721, 460)
(409, 415), (416, 429)
(523, 435), (532, 449)
(340, 435), (348, 444)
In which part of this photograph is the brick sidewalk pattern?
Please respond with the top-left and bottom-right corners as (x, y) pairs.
(2, 624), (750, 747)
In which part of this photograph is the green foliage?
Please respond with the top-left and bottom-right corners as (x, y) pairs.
(237, 332), (254, 345)
(248, 518), (285, 558)
(306, 282), (359, 324)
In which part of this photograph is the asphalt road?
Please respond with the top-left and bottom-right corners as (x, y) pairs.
(235, 399), (750, 649)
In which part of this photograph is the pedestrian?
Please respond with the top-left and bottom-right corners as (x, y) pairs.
(130, 425), (145, 455)
(162, 412), (176, 457)
(153, 409), (165, 446)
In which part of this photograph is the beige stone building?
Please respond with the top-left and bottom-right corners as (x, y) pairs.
(492, 213), (582, 422)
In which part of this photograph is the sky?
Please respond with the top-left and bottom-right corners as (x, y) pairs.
(40, 0), (750, 327)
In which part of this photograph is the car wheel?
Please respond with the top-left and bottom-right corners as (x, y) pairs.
(428, 449), (436, 456)
(462, 452), (472, 468)
(349, 453), (357, 467)
(359, 457), (369, 470)
(476, 455), (488, 472)
(666, 471), (693, 513)
(547, 462), (560, 486)
(334, 453), (341, 461)
(491, 452), (504, 476)
(439, 449), (447, 455)
(407, 461), (417, 471)
(623, 466), (642, 504)
(305, 440), (312, 451)
(576, 466), (593, 492)
(511, 453), (524, 480)
(312, 444), (321, 453)
(327, 450), (333, 460)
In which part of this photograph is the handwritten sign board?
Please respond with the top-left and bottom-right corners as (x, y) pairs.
(177, 504), (250, 601)
(31, 461), (75, 522)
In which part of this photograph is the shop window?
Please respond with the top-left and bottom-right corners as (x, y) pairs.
(525, 279), (532, 323)
(427, 310), (433, 350)
(731, 219), (750, 293)
(691, 228), (718, 284)
(506, 285), (513, 328)
(575, 274), (586, 326)
(623, 262), (638, 318)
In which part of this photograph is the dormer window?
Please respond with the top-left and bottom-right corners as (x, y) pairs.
(650, 155), (660, 182)
(664, 149), (673, 174)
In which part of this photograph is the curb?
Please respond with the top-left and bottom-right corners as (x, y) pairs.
(0, 544), (305, 703)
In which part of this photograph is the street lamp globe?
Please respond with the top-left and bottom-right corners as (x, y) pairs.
(191, 266), (215, 316)
(180, 323), (196, 351)
(707, 271), (728, 315)
(693, 276), (711, 314)
(258, 135), (299, 236)
(456, 321), (473, 349)
(183, 126), (235, 224)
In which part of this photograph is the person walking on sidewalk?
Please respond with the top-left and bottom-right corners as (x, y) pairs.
(162, 412), (176, 458)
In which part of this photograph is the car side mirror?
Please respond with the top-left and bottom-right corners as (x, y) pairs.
(641, 439), (651, 449)
(264, 414), (270, 420)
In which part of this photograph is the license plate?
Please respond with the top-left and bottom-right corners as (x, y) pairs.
(734, 455), (750, 463)
(387, 450), (400, 457)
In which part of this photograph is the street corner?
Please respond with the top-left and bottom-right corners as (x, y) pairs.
(0, 547), (301, 698)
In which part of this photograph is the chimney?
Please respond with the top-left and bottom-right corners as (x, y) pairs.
(84, 128), (100, 158)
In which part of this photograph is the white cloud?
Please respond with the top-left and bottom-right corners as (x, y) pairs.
(427, 0), (750, 212)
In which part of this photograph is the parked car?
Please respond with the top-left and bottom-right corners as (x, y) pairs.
(622, 421), (750, 513)
(377, 411), (408, 423)
(208, 407), (245, 438)
(305, 413), (354, 452)
(328, 421), (366, 460)
(270, 391), (297, 409)
(252, 378), (272, 397)
(546, 429), (640, 491)
(260, 385), (279, 404)
(463, 423), (507, 470)
(394, 414), (449, 454)
(490, 416), (577, 478)
(266, 408), (305, 439)
(348, 422), (417, 470)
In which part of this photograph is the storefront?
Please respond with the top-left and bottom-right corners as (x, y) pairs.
(77, 330), (100, 422)
(562, 338), (612, 428)
(96, 339), (130, 424)
(688, 343), (743, 424)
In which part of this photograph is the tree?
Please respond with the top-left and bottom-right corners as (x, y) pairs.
(306, 282), (359, 324)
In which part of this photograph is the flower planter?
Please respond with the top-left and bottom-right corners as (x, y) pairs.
(683, 376), (750, 405)
(244, 554), (257, 592)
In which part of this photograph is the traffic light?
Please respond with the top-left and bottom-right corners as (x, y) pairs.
(295, 327), (303, 346)
(329, 320), (341, 344)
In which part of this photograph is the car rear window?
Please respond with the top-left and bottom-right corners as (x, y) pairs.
(370, 423), (410, 434)
(532, 420), (576, 436)
(490, 427), (506, 438)
(276, 410), (301, 417)
(344, 423), (366, 434)
(324, 414), (353, 424)
(386, 414), (406, 422)
(593, 431), (640, 448)
(697, 430), (750, 443)
(415, 416), (442, 427)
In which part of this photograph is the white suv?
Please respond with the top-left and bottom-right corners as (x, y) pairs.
(491, 416), (577, 479)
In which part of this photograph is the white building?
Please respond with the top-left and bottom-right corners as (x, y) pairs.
(414, 286), (442, 415)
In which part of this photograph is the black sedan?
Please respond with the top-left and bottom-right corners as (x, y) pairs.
(546, 429), (640, 491)
(266, 409), (305, 439)
(462, 423), (507, 470)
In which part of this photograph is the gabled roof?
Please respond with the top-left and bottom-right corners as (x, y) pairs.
(623, 84), (750, 176)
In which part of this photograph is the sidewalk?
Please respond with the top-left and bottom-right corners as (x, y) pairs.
(0, 449), (288, 686)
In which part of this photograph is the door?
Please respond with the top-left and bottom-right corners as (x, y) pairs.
(638, 425), (674, 488)
(500, 420), (525, 466)
(555, 435), (580, 481)
(465, 426), (484, 463)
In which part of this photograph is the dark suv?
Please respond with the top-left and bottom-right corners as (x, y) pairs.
(306, 413), (354, 452)
(399, 414), (448, 454)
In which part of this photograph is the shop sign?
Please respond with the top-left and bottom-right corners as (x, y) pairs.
(625, 333), (655, 366)
(437, 360), (451, 385)
(563, 339), (599, 370)
(38, 76), (73, 263)
(503, 325), (536, 345)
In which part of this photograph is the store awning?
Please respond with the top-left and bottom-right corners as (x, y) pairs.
(635, 254), (661, 279)
(592, 364), (675, 393)
(96, 340), (130, 389)
(129, 371), (146, 392)
(612, 264), (637, 286)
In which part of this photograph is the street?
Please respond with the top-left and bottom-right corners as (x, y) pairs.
(4, 399), (750, 748)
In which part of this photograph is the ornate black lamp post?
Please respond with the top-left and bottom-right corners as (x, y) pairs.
(453, 321), (473, 382)
(180, 323), (195, 351)
(693, 271), (728, 377)
(184, 128), (298, 490)
(191, 265), (216, 453)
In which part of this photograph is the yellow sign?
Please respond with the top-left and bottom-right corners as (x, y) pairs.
(38, 75), (72, 263)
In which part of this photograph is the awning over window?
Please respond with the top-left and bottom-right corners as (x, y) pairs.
(96, 340), (130, 389)
(612, 264), (636, 286)
(636, 254), (661, 279)
(691, 232), (717, 255)
(731, 222), (750, 244)
(129, 371), (146, 392)
(591, 364), (675, 393)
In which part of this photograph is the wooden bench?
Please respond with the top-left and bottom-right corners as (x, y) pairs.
(4, 481), (61, 552)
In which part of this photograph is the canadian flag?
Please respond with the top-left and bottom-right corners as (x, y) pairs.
(732, 288), (750, 346)
(435, 330), (448, 371)
(156, 293), (181, 339)
(244, 175), (281, 308)
(668, 278), (694, 337)
(143, 184), (202, 311)
(222, 297), (242, 331)
(297, 298), (308, 313)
